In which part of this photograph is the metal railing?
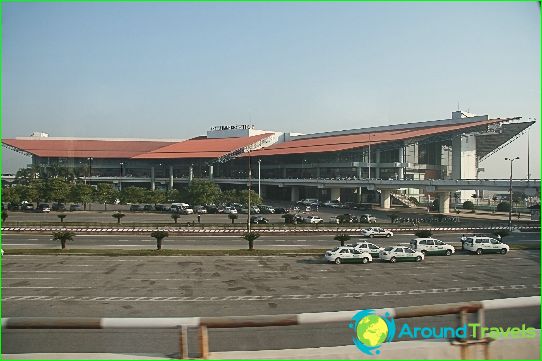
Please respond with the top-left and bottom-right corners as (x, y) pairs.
(2, 296), (539, 359)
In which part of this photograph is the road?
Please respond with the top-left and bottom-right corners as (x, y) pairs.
(2, 250), (540, 356)
(1, 232), (539, 250)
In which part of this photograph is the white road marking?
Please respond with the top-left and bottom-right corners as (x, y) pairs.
(3, 284), (538, 303)
(3, 286), (94, 289)
(2, 277), (62, 280)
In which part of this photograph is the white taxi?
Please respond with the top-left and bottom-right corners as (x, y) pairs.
(463, 236), (510, 255)
(350, 241), (384, 258)
(361, 227), (393, 238)
(324, 246), (373, 264)
(379, 246), (424, 263)
(409, 238), (455, 256)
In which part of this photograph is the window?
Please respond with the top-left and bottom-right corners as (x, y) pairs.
(490, 239), (500, 244)
(405, 248), (415, 253)
(435, 240), (444, 245)
(369, 245), (379, 250)
(395, 248), (404, 253)
(340, 249), (350, 253)
(419, 240), (426, 245)
(426, 240), (434, 246)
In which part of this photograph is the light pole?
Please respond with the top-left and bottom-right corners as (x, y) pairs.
(248, 155), (252, 233)
(367, 133), (372, 179)
(119, 162), (124, 192)
(505, 157), (519, 230)
(87, 157), (93, 182)
(258, 159), (261, 199)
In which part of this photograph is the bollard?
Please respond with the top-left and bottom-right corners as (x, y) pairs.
(178, 326), (188, 359)
(199, 325), (209, 359)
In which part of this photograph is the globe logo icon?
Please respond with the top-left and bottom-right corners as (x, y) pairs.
(350, 310), (396, 355)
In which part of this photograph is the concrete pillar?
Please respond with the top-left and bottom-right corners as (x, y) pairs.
(375, 150), (381, 179)
(380, 189), (391, 209)
(169, 166), (174, 190)
(189, 166), (194, 182)
(330, 188), (341, 202)
(398, 147), (405, 180)
(316, 167), (321, 178)
(282, 167), (287, 178)
(357, 187), (362, 203)
(290, 187), (300, 202)
(357, 167), (362, 179)
(209, 165), (214, 180)
(438, 192), (451, 214)
(151, 167), (156, 191)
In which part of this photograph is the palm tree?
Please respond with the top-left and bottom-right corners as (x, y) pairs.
(228, 213), (238, 224)
(151, 230), (169, 250)
(52, 231), (75, 250)
(243, 232), (260, 250)
(57, 214), (67, 223)
(112, 212), (125, 224)
(171, 213), (181, 224)
(334, 233), (351, 247)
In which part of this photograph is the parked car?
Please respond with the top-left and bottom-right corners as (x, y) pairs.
(178, 207), (194, 215)
(463, 236), (509, 255)
(360, 214), (377, 223)
(21, 203), (35, 211)
(223, 207), (238, 214)
(193, 205), (208, 214)
(51, 203), (66, 211)
(379, 246), (424, 263)
(259, 205), (275, 214)
(350, 241), (384, 258)
(251, 206), (260, 214)
(323, 200), (342, 208)
(130, 204), (143, 212)
(361, 227), (393, 238)
(7, 203), (20, 211)
(36, 203), (51, 213)
(250, 216), (269, 224)
(273, 207), (289, 214)
(324, 246), (372, 264)
(409, 238), (455, 256)
(155, 204), (168, 212)
(69, 204), (83, 212)
(143, 204), (154, 212)
(303, 215), (324, 224)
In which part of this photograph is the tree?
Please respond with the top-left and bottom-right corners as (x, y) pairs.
(96, 183), (118, 210)
(243, 232), (260, 250)
(70, 183), (94, 210)
(497, 202), (511, 212)
(52, 231), (75, 250)
(1, 211), (8, 223)
(171, 213), (181, 224)
(144, 189), (166, 205)
(415, 229), (433, 238)
(20, 181), (42, 203)
(120, 187), (146, 204)
(282, 213), (296, 224)
(46, 178), (71, 204)
(228, 213), (238, 224)
(1, 186), (22, 205)
(462, 200), (475, 210)
(334, 234), (351, 247)
(151, 230), (169, 250)
(187, 180), (221, 205)
(57, 214), (67, 223)
(167, 189), (181, 202)
(388, 212), (399, 224)
(220, 189), (238, 204)
(112, 212), (125, 224)
(239, 189), (262, 206)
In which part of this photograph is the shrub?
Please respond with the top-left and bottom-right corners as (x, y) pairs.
(243, 232), (261, 250)
(282, 213), (296, 224)
(112, 212), (126, 224)
(171, 213), (181, 224)
(151, 230), (169, 250)
(388, 212), (400, 223)
(228, 213), (238, 224)
(415, 229), (433, 238)
(334, 233), (351, 247)
(496, 202), (511, 212)
(57, 214), (67, 223)
(52, 230), (75, 250)
(462, 201), (475, 210)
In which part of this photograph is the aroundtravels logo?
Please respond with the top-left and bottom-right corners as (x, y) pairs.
(349, 309), (396, 356)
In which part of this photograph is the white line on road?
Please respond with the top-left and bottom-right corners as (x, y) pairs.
(3, 286), (94, 289)
(2, 277), (62, 280)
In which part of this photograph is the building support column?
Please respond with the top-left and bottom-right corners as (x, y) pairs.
(357, 166), (362, 179)
(398, 146), (405, 180)
(356, 187), (362, 203)
(330, 188), (341, 202)
(209, 165), (214, 180)
(282, 167), (287, 178)
(375, 150), (381, 179)
(169, 166), (174, 190)
(316, 167), (321, 178)
(438, 192), (451, 214)
(290, 187), (300, 202)
(380, 189), (391, 209)
(151, 167), (156, 191)
(189, 166), (194, 182)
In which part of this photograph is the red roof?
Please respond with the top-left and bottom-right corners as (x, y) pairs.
(133, 133), (273, 159)
(2, 139), (175, 159)
(247, 118), (507, 157)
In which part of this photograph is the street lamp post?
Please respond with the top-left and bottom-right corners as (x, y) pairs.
(119, 162), (124, 192)
(367, 134), (372, 179)
(505, 157), (519, 230)
(87, 157), (93, 182)
(248, 155), (252, 233)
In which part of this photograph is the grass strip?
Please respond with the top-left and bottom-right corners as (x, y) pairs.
(3, 248), (327, 256)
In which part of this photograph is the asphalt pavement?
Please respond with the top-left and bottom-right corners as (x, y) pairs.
(2, 250), (540, 356)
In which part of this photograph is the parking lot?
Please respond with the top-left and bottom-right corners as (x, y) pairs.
(2, 250), (540, 355)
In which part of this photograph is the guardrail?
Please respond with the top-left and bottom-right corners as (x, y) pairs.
(2, 296), (539, 359)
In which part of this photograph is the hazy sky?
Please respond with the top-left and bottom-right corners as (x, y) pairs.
(2, 2), (540, 179)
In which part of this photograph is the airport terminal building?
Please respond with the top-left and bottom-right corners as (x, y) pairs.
(2, 111), (535, 209)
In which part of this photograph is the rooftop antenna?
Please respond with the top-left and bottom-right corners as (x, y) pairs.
(457, 101), (460, 111)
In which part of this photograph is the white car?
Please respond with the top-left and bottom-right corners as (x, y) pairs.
(463, 236), (510, 255)
(324, 246), (373, 264)
(361, 227), (393, 238)
(304, 215), (324, 224)
(379, 246), (425, 263)
(360, 214), (377, 223)
(410, 238), (455, 256)
(350, 241), (384, 258)
(224, 207), (238, 214)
